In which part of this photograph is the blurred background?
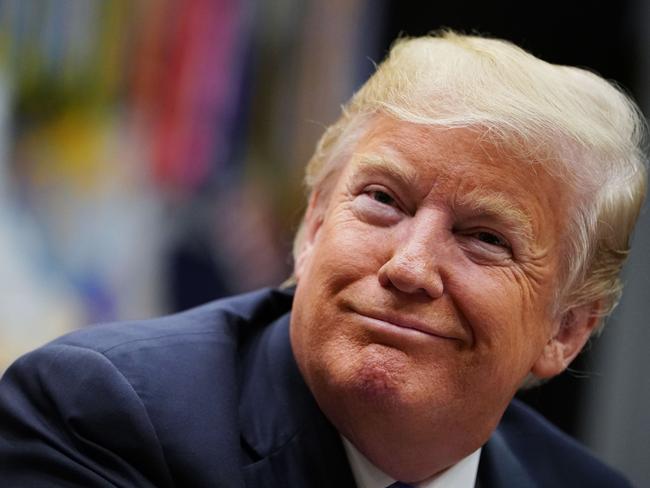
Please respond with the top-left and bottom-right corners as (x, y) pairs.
(0, 0), (648, 485)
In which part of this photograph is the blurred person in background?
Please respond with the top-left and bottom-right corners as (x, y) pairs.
(0, 31), (646, 487)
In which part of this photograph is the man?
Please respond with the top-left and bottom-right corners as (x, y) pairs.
(0, 32), (646, 487)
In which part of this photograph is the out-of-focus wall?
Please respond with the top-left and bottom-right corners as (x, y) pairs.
(0, 0), (375, 369)
(581, 1), (650, 486)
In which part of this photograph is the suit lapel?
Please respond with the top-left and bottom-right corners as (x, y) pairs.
(477, 428), (536, 488)
(239, 313), (356, 488)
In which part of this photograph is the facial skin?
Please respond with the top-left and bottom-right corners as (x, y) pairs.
(290, 115), (598, 483)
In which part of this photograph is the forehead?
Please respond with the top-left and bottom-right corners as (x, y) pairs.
(348, 116), (542, 183)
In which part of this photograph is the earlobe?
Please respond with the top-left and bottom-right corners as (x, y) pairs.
(531, 302), (601, 380)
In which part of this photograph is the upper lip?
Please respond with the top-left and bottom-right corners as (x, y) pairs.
(350, 306), (464, 342)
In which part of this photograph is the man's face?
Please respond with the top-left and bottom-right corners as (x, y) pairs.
(290, 115), (578, 479)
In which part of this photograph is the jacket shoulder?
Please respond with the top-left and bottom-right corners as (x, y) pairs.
(48, 286), (294, 355)
(0, 286), (294, 487)
(488, 399), (632, 487)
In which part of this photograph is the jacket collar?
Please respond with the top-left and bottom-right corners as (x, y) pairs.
(238, 311), (356, 487)
(477, 425), (536, 488)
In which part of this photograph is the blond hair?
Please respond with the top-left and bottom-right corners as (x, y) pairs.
(293, 31), (647, 327)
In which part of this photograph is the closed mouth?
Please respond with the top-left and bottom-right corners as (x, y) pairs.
(349, 306), (462, 342)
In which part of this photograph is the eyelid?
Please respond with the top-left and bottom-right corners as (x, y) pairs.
(456, 229), (514, 260)
(475, 230), (510, 248)
(363, 184), (404, 209)
(456, 222), (511, 244)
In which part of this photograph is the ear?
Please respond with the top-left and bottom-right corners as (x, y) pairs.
(294, 191), (324, 281)
(530, 301), (601, 380)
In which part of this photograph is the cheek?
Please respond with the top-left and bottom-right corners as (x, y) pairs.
(449, 265), (550, 366)
(308, 218), (390, 287)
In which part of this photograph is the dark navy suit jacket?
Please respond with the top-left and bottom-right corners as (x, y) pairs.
(0, 287), (632, 487)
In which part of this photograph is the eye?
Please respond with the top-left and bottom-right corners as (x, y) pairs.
(456, 227), (513, 262)
(355, 186), (404, 226)
(475, 231), (508, 248)
(369, 189), (396, 206)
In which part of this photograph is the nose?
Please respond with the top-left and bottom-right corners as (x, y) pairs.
(377, 217), (445, 298)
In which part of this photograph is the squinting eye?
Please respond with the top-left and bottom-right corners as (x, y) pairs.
(370, 190), (395, 206)
(475, 231), (508, 248)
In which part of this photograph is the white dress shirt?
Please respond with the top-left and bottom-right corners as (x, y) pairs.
(342, 436), (481, 488)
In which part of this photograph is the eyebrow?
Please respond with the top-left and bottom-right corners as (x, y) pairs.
(454, 189), (534, 241)
(352, 152), (419, 188)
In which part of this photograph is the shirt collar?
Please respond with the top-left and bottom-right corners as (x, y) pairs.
(342, 436), (481, 488)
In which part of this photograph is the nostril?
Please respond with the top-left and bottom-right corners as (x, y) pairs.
(378, 266), (392, 288)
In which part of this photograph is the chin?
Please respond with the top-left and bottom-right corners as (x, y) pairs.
(316, 342), (416, 414)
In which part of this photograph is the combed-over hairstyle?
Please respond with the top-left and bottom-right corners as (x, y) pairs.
(293, 31), (647, 329)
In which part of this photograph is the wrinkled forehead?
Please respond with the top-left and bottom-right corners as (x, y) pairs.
(323, 114), (576, 201)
